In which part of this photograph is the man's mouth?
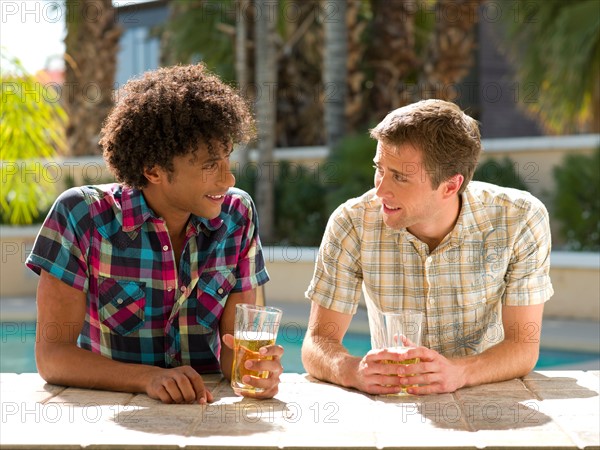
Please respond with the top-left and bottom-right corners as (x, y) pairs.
(383, 203), (400, 212)
(206, 194), (226, 200)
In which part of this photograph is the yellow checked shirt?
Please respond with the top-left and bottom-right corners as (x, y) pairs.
(305, 181), (554, 358)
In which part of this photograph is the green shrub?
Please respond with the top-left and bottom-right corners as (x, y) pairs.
(233, 160), (328, 246)
(552, 148), (600, 251)
(473, 157), (529, 191)
(324, 133), (377, 215)
(274, 161), (328, 246)
(1, 53), (67, 225)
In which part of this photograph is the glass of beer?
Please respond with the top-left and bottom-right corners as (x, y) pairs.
(231, 303), (282, 395)
(376, 310), (424, 395)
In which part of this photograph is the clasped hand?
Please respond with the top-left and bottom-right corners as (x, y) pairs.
(354, 346), (465, 395)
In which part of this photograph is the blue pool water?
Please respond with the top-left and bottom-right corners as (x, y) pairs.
(1, 322), (597, 374)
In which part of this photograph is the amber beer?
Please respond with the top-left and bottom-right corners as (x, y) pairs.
(231, 331), (276, 395)
(383, 347), (420, 393)
(231, 304), (282, 396)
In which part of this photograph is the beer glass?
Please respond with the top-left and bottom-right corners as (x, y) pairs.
(374, 309), (424, 394)
(231, 303), (282, 395)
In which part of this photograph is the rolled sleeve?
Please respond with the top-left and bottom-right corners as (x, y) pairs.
(230, 191), (270, 292)
(503, 200), (554, 306)
(25, 188), (91, 292)
(305, 204), (363, 315)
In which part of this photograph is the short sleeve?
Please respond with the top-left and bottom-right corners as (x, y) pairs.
(305, 203), (363, 315)
(25, 187), (92, 292)
(503, 199), (554, 306)
(229, 190), (269, 292)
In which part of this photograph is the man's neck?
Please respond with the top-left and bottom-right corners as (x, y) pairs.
(409, 194), (462, 253)
(142, 186), (190, 237)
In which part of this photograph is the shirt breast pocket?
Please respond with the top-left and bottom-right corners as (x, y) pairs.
(98, 277), (146, 335)
(196, 268), (237, 330)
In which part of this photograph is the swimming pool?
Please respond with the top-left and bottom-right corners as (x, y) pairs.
(1, 322), (598, 374)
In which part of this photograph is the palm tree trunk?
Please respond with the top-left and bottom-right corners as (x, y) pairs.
(254, 0), (278, 242)
(64, 0), (121, 156)
(346, 0), (367, 131)
(236, 0), (251, 170)
(276, 2), (323, 146)
(368, 0), (417, 121)
(323, 0), (347, 149)
(419, 0), (481, 100)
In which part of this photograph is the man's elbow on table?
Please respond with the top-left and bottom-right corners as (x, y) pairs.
(35, 342), (70, 386)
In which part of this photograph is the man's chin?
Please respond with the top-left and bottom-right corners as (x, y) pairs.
(195, 207), (222, 220)
(381, 214), (404, 231)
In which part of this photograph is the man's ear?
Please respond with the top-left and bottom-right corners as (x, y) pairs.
(443, 174), (464, 198)
(143, 166), (164, 185)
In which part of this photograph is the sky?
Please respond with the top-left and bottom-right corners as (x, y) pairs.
(0, 0), (151, 74)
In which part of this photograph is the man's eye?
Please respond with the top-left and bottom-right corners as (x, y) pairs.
(203, 162), (218, 171)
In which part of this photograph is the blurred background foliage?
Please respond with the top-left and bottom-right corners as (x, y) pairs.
(552, 148), (600, 251)
(473, 157), (528, 191)
(0, 52), (67, 225)
(501, 0), (600, 134)
(2, 0), (598, 251)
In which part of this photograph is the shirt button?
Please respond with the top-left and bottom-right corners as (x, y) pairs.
(162, 245), (169, 251)
(426, 256), (432, 264)
(180, 286), (186, 292)
(116, 298), (124, 305)
(429, 297), (435, 305)
(167, 287), (173, 292)
(217, 288), (224, 295)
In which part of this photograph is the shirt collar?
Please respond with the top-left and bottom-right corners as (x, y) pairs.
(121, 186), (226, 238)
(456, 182), (495, 237)
(121, 186), (155, 232)
(195, 216), (225, 236)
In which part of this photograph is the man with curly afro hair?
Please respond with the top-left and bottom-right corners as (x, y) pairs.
(26, 64), (282, 404)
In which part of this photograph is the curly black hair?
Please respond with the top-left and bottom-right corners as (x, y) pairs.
(100, 64), (254, 188)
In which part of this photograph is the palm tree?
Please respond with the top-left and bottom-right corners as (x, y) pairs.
(235, 0), (252, 171)
(323, 0), (347, 148)
(367, 0), (418, 121)
(275, 1), (324, 146)
(366, 0), (481, 122)
(419, 0), (481, 101)
(502, 0), (600, 133)
(64, 0), (121, 156)
(254, 0), (278, 242)
(162, 0), (237, 81)
(345, 0), (368, 131)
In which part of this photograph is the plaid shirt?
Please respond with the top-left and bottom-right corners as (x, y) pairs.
(27, 184), (268, 372)
(306, 181), (554, 358)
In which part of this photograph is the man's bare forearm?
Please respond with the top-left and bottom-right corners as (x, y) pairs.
(456, 339), (539, 388)
(301, 334), (361, 388)
(37, 343), (162, 392)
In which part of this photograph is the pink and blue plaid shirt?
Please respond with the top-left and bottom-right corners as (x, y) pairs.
(26, 184), (269, 373)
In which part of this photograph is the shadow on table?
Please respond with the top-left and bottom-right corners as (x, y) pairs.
(112, 397), (291, 437)
(418, 373), (598, 432)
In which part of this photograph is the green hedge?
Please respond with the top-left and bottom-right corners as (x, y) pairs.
(552, 148), (600, 251)
(473, 157), (529, 191)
